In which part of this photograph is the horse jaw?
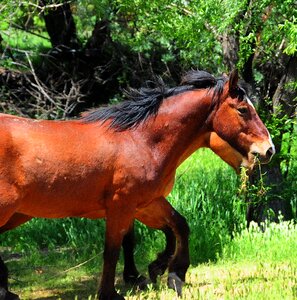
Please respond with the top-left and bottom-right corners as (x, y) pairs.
(208, 132), (243, 173)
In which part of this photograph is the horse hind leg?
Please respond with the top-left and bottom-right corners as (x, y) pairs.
(0, 213), (32, 234)
(148, 226), (176, 284)
(0, 181), (21, 228)
(0, 256), (19, 300)
(0, 183), (22, 300)
(0, 214), (25, 300)
(0, 256), (8, 294)
(136, 197), (190, 297)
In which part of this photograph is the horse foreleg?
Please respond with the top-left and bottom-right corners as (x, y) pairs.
(122, 223), (138, 283)
(148, 226), (176, 283)
(122, 224), (175, 289)
(98, 205), (134, 300)
(136, 197), (190, 297)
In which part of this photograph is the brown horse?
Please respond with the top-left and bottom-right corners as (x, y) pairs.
(0, 70), (274, 299)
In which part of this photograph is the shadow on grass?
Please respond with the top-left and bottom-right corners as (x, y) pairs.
(12, 274), (156, 300)
(5, 248), (153, 300)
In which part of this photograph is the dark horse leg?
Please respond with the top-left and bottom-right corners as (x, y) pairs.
(0, 256), (19, 300)
(136, 197), (190, 297)
(0, 255), (8, 300)
(123, 223), (176, 288)
(148, 226), (176, 283)
(123, 223), (176, 287)
(0, 214), (29, 300)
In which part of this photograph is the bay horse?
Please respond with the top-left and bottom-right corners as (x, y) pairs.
(0, 70), (274, 300)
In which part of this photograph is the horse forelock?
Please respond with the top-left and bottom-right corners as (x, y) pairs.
(82, 70), (228, 131)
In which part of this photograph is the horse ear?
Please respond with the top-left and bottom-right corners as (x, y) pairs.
(229, 69), (239, 91)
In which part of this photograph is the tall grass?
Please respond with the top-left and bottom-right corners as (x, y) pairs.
(221, 221), (297, 263)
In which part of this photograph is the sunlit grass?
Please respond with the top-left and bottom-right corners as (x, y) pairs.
(10, 222), (297, 299)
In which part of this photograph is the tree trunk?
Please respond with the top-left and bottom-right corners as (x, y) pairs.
(39, 0), (80, 49)
(221, 33), (239, 71)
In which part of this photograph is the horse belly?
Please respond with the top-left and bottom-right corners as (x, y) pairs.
(17, 195), (106, 219)
(17, 181), (107, 219)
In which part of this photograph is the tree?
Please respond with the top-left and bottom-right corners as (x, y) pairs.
(212, 0), (297, 224)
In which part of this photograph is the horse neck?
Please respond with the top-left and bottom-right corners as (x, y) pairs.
(138, 89), (213, 168)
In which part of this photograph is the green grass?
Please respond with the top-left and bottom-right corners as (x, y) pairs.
(5, 221), (297, 299)
(1, 149), (297, 299)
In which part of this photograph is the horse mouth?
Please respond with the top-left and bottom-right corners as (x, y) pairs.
(240, 147), (275, 174)
(240, 155), (258, 174)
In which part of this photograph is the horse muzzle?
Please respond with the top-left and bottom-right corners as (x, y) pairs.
(241, 142), (275, 172)
(250, 142), (275, 165)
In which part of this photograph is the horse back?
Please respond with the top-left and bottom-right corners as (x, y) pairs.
(0, 114), (121, 218)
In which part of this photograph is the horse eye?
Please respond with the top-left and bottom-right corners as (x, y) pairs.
(237, 107), (248, 115)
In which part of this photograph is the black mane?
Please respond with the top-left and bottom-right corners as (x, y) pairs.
(82, 70), (227, 130)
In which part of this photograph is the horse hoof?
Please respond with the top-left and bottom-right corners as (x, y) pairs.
(112, 294), (124, 300)
(167, 272), (184, 297)
(135, 275), (151, 290)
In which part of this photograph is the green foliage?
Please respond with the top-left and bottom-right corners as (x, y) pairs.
(0, 217), (106, 256)
(280, 17), (297, 55)
(0, 1), (50, 69)
(1, 0), (297, 78)
(108, 0), (222, 70)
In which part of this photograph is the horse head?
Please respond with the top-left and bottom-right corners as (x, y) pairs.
(209, 70), (275, 173)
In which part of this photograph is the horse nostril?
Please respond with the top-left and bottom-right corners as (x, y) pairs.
(266, 147), (275, 159)
(251, 147), (274, 163)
